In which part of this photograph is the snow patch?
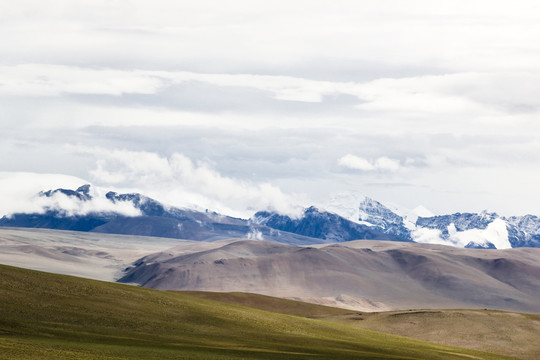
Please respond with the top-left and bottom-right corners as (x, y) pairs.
(325, 192), (361, 221)
(412, 218), (511, 249)
(448, 218), (511, 249)
(411, 227), (448, 245)
(411, 205), (434, 219)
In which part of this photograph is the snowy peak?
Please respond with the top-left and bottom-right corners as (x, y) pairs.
(3, 185), (540, 249)
(413, 212), (506, 249)
(357, 197), (411, 241)
(415, 211), (500, 233)
(358, 197), (403, 226)
(105, 191), (167, 217)
(504, 214), (540, 248)
(40, 184), (93, 202)
(411, 211), (540, 249)
(253, 206), (403, 243)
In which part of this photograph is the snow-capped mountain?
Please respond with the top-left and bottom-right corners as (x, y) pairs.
(414, 212), (511, 249)
(357, 197), (412, 241)
(327, 195), (540, 249)
(505, 215), (540, 248)
(0, 185), (323, 245)
(2, 185), (540, 249)
(252, 206), (403, 243)
(354, 199), (539, 249)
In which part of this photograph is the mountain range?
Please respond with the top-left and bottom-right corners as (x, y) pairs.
(1, 184), (539, 248)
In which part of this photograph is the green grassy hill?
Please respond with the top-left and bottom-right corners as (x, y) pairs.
(183, 291), (540, 360)
(180, 291), (352, 318)
(0, 264), (518, 360)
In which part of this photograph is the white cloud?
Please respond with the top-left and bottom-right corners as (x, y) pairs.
(3, 2), (540, 219)
(410, 227), (447, 246)
(0, 172), (140, 218)
(339, 154), (400, 172)
(4, 1), (540, 74)
(32, 191), (141, 218)
(338, 154), (375, 171)
(77, 148), (302, 218)
(412, 219), (512, 249)
(0, 172), (85, 216)
(0, 64), (164, 97)
(374, 157), (400, 171)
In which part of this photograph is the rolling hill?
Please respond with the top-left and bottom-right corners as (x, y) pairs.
(120, 239), (540, 313)
(0, 264), (519, 360)
(183, 291), (540, 360)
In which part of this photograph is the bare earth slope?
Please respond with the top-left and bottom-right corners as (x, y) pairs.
(120, 239), (540, 313)
(0, 227), (194, 281)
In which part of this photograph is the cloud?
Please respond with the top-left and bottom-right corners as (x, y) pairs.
(411, 218), (511, 249)
(0, 172), (140, 217)
(3, 2), (540, 219)
(374, 157), (400, 171)
(4, 1), (540, 76)
(338, 154), (375, 171)
(32, 190), (141, 218)
(0, 172), (85, 216)
(338, 154), (400, 172)
(0, 64), (164, 97)
(76, 147), (302, 218)
(3, 64), (540, 132)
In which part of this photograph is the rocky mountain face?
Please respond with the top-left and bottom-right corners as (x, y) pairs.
(356, 198), (540, 249)
(1, 185), (540, 248)
(500, 215), (540, 248)
(0, 185), (321, 245)
(357, 198), (412, 241)
(252, 206), (403, 243)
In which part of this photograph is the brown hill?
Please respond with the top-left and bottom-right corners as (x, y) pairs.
(120, 239), (540, 313)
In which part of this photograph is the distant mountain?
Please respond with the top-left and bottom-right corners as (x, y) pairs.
(500, 215), (540, 248)
(0, 185), (316, 245)
(355, 199), (540, 249)
(0, 185), (382, 245)
(2, 185), (540, 248)
(252, 206), (404, 243)
(357, 198), (412, 241)
(415, 212), (508, 249)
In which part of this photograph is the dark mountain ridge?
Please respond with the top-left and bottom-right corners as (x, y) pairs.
(0, 185), (398, 245)
(2, 185), (540, 248)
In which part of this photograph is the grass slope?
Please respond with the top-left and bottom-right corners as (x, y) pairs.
(332, 310), (540, 360)
(0, 265), (517, 360)
(180, 291), (352, 318)
(184, 291), (540, 360)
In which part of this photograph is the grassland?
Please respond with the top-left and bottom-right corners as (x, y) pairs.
(0, 264), (520, 359)
(184, 291), (540, 360)
(180, 291), (353, 317)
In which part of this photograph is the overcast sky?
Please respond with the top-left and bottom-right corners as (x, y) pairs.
(2, 0), (540, 218)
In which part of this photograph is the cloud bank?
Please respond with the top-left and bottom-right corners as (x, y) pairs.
(339, 154), (400, 172)
(0, 172), (138, 218)
(79, 148), (302, 218)
(3, 1), (540, 217)
(411, 218), (511, 249)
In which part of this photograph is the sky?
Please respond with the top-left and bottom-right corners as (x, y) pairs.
(2, 0), (540, 219)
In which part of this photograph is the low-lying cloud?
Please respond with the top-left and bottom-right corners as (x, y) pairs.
(77, 147), (302, 218)
(411, 218), (511, 249)
(339, 154), (400, 172)
(0, 172), (140, 218)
